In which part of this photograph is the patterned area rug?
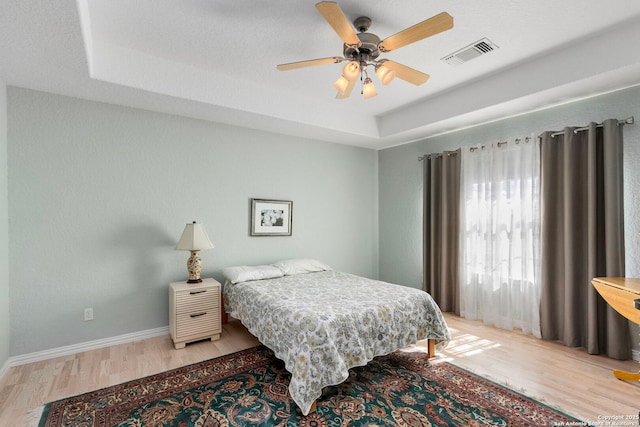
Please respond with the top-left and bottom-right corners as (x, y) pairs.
(39, 345), (582, 426)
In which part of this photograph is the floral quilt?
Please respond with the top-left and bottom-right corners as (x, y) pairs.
(222, 270), (450, 415)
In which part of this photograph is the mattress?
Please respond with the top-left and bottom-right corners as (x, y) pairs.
(223, 269), (450, 415)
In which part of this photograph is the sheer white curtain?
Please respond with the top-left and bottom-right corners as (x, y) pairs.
(459, 137), (541, 337)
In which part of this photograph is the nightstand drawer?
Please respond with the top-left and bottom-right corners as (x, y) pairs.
(175, 288), (215, 311)
(175, 310), (219, 337)
(175, 292), (217, 315)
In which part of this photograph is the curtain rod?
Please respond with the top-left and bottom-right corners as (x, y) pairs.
(418, 116), (635, 160)
(549, 116), (634, 138)
(417, 135), (532, 161)
(418, 150), (458, 162)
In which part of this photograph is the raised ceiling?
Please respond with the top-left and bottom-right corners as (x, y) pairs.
(1, 0), (640, 149)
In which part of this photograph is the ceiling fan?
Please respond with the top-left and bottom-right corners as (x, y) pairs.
(276, 1), (454, 99)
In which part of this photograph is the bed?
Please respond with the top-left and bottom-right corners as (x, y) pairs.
(222, 259), (451, 415)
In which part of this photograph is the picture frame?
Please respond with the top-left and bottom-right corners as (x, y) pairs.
(250, 198), (293, 236)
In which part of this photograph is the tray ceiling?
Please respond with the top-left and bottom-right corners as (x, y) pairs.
(1, 0), (640, 149)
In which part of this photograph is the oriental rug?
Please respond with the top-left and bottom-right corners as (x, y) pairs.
(39, 345), (582, 426)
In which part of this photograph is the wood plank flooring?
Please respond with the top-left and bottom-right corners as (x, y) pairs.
(0, 313), (638, 425)
(438, 315), (640, 424)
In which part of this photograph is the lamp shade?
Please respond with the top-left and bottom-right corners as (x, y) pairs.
(342, 61), (360, 81)
(333, 76), (350, 94)
(375, 64), (395, 85)
(175, 222), (214, 251)
(363, 77), (377, 99)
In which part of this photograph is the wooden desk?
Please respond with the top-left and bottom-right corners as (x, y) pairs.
(592, 277), (640, 382)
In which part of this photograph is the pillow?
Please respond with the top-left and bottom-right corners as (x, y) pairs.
(273, 258), (331, 276)
(222, 264), (284, 284)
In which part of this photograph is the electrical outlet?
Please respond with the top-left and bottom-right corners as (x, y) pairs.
(84, 307), (93, 321)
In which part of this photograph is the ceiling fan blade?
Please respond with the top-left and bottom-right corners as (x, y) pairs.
(336, 78), (357, 99)
(315, 1), (362, 47)
(382, 60), (430, 86)
(277, 57), (343, 71)
(379, 12), (453, 52)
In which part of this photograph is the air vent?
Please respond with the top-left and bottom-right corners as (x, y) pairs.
(442, 38), (499, 66)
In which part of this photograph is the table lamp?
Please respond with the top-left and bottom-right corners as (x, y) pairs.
(176, 221), (214, 283)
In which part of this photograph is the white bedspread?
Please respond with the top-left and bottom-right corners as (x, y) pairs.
(222, 270), (450, 415)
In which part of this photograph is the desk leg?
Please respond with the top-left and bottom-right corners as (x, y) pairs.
(613, 369), (640, 382)
(613, 330), (640, 382)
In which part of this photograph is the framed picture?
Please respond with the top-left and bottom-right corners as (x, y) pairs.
(250, 199), (293, 236)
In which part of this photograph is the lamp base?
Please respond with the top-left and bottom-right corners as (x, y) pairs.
(186, 250), (203, 284)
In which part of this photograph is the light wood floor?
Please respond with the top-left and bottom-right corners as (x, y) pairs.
(1, 314), (638, 425)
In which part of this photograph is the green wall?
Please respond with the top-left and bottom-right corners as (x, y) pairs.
(8, 84), (640, 359)
(0, 82), (9, 368)
(7, 88), (378, 356)
(379, 85), (640, 288)
(378, 85), (640, 352)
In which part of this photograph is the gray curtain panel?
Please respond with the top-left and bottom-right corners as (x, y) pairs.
(539, 119), (630, 360)
(422, 149), (461, 314)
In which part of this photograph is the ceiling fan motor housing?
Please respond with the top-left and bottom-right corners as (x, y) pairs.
(343, 31), (381, 63)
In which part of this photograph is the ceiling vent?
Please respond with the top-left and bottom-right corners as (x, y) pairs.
(442, 38), (498, 66)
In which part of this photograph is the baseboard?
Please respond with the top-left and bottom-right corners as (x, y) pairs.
(5, 326), (169, 369)
(0, 359), (9, 383)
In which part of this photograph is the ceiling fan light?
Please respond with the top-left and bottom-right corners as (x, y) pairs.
(333, 76), (350, 94)
(376, 65), (396, 85)
(343, 61), (360, 81)
(363, 77), (377, 99)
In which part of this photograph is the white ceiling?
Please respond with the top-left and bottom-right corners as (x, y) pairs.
(1, 0), (640, 149)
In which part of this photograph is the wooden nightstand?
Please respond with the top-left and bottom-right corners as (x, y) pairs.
(169, 278), (222, 349)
